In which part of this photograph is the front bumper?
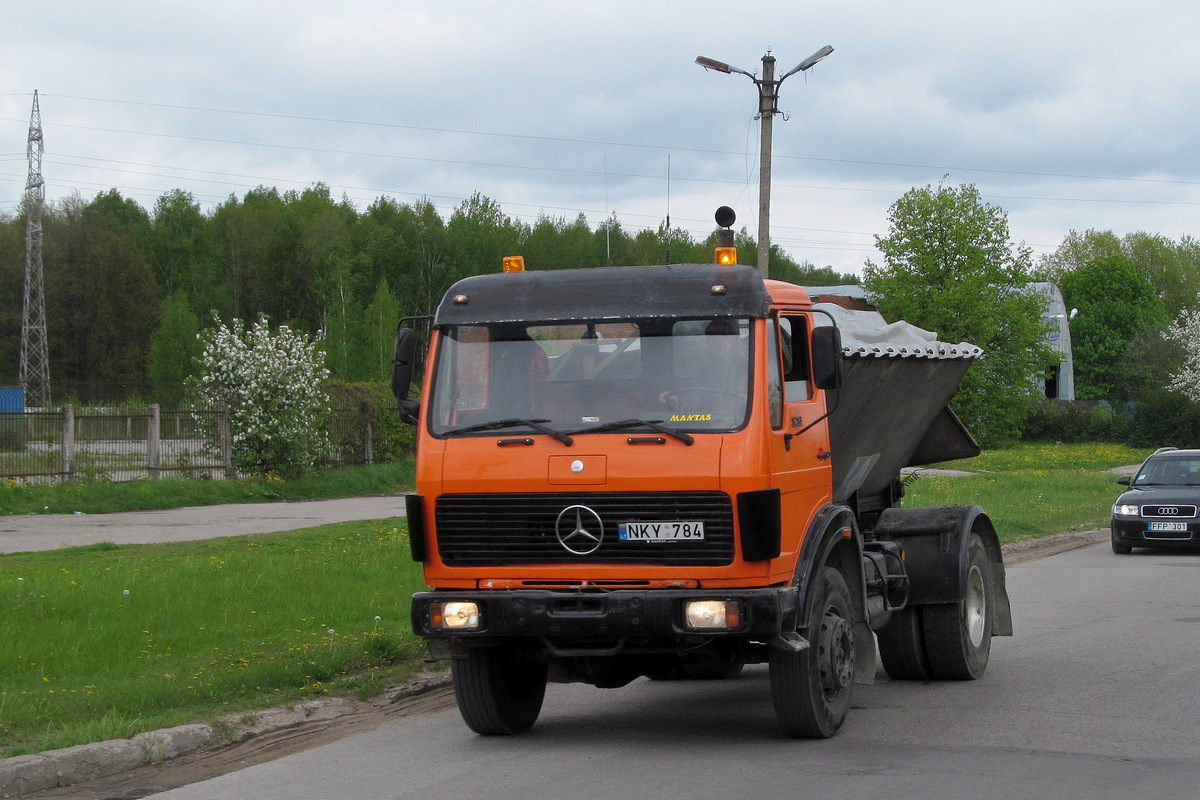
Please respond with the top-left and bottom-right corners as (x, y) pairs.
(1111, 518), (1199, 548)
(410, 587), (799, 657)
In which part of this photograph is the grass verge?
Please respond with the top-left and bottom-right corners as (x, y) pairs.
(903, 441), (1151, 542)
(0, 519), (427, 758)
(0, 459), (415, 516)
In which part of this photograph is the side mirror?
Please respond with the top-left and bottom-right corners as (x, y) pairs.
(811, 326), (844, 391)
(1117, 475), (1131, 486)
(392, 327), (420, 425)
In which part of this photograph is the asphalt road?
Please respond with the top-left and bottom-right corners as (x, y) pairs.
(138, 541), (1200, 800)
(0, 496), (406, 554)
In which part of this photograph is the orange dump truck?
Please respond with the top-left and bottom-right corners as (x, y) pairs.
(393, 254), (1012, 739)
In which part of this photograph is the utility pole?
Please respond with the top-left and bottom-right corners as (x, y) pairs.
(696, 46), (833, 279)
(20, 90), (50, 408)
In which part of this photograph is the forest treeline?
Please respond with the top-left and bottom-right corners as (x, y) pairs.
(0, 184), (857, 400)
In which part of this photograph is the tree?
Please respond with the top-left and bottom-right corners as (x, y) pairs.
(148, 290), (201, 405)
(1058, 255), (1167, 401)
(863, 182), (1053, 445)
(1163, 310), (1200, 404)
(360, 278), (400, 382)
(151, 189), (217, 305)
(1040, 229), (1200, 319)
(190, 315), (331, 477)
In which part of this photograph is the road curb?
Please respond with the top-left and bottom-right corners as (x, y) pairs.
(0, 673), (450, 798)
(0, 724), (212, 797)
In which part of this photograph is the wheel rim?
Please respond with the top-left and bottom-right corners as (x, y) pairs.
(818, 608), (855, 695)
(964, 563), (987, 648)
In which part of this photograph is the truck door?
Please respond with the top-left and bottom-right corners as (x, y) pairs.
(767, 313), (834, 550)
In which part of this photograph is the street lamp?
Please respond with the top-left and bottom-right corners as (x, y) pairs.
(696, 45), (833, 278)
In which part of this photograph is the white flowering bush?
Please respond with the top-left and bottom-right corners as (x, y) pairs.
(191, 315), (331, 477)
(1164, 311), (1200, 403)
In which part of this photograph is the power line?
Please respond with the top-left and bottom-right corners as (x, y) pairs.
(36, 93), (1200, 188)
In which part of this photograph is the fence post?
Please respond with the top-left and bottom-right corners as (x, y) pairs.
(218, 400), (233, 479)
(62, 403), (75, 480)
(148, 403), (161, 479)
(360, 400), (373, 466)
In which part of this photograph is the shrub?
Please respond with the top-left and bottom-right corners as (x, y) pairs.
(1021, 401), (1131, 444)
(189, 316), (331, 478)
(1127, 389), (1200, 449)
(325, 381), (415, 461)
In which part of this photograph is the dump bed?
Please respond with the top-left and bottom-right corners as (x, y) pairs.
(814, 303), (982, 504)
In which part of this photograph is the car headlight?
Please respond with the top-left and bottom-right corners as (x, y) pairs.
(1113, 503), (1140, 517)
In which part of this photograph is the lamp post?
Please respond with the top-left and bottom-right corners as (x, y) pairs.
(696, 46), (833, 278)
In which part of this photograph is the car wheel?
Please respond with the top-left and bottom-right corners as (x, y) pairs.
(1111, 532), (1133, 555)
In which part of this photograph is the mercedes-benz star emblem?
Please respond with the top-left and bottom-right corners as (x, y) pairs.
(555, 505), (605, 555)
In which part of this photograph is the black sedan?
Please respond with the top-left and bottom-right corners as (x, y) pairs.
(1111, 447), (1200, 554)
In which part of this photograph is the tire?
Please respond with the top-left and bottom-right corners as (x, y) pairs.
(451, 646), (548, 735)
(922, 534), (993, 680)
(769, 566), (856, 738)
(1111, 533), (1133, 555)
(876, 606), (932, 680)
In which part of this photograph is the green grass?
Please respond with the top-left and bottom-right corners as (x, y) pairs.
(0, 459), (414, 516)
(903, 441), (1152, 542)
(0, 519), (427, 758)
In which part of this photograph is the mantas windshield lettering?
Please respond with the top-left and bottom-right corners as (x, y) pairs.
(427, 317), (752, 439)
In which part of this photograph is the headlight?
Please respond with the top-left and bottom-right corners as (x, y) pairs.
(429, 601), (481, 631)
(1113, 503), (1140, 517)
(684, 599), (742, 631)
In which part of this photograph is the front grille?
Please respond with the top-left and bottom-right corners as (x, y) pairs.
(1142, 505), (1198, 518)
(435, 492), (734, 566)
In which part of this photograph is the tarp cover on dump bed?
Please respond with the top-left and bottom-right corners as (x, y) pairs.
(814, 304), (982, 505)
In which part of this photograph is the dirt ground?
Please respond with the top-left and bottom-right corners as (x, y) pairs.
(11, 529), (1108, 800)
(15, 673), (456, 800)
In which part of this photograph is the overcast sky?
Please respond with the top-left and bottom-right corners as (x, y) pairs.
(3, 1), (1198, 275)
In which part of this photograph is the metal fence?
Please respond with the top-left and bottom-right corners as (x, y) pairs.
(0, 403), (376, 484)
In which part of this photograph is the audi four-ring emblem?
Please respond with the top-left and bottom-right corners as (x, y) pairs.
(555, 505), (605, 555)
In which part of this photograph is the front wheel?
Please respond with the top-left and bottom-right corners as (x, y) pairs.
(769, 566), (856, 738)
(451, 646), (547, 735)
(1111, 532), (1133, 555)
(922, 533), (994, 680)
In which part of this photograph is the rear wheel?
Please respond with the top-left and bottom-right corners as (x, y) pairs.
(876, 606), (932, 680)
(451, 646), (547, 735)
(922, 534), (993, 680)
(769, 566), (855, 738)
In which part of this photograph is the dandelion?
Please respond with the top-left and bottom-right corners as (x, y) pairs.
(123, 589), (130, 595)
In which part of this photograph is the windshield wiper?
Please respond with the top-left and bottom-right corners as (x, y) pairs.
(570, 418), (694, 446)
(443, 418), (574, 446)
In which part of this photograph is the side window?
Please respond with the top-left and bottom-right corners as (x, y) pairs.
(778, 315), (812, 401)
(767, 320), (783, 429)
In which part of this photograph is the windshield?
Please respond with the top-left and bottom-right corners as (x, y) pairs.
(1133, 456), (1200, 486)
(427, 317), (752, 437)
